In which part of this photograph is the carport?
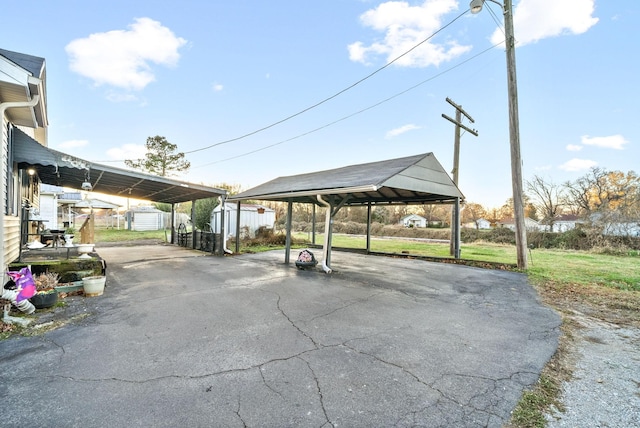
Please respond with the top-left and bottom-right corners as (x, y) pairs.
(12, 127), (227, 249)
(228, 152), (464, 272)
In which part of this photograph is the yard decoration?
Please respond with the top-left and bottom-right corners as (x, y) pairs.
(2, 267), (37, 325)
(6, 268), (37, 304)
(295, 250), (318, 269)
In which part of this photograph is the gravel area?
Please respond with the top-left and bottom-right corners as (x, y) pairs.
(546, 314), (640, 428)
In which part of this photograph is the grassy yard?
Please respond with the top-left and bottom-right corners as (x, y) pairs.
(94, 227), (168, 242)
(294, 232), (640, 293)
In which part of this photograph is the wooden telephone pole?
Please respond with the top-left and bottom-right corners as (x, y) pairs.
(442, 97), (478, 257)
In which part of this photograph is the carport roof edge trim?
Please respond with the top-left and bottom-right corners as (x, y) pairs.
(227, 152), (463, 204)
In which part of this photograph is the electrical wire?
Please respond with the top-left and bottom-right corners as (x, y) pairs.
(181, 8), (470, 155)
(93, 7), (473, 164)
(190, 42), (502, 169)
(486, 1), (506, 40)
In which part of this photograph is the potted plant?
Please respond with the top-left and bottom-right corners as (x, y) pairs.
(30, 272), (59, 309)
(64, 227), (75, 247)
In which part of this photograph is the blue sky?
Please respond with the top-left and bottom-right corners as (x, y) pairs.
(2, 0), (637, 208)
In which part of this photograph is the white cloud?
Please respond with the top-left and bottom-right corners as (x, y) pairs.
(491, 0), (599, 47)
(348, 0), (471, 67)
(57, 139), (89, 149)
(212, 83), (224, 92)
(581, 134), (628, 150)
(106, 144), (147, 160)
(386, 124), (421, 138)
(559, 158), (597, 172)
(66, 17), (187, 91)
(566, 144), (582, 152)
(106, 91), (139, 103)
(534, 165), (552, 171)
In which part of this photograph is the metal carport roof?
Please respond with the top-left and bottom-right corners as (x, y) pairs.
(227, 153), (464, 272)
(228, 152), (463, 205)
(12, 127), (226, 204)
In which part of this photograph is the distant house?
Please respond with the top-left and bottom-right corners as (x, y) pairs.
(498, 217), (541, 232)
(464, 218), (491, 230)
(211, 203), (275, 238)
(400, 214), (427, 228)
(38, 184), (65, 229)
(601, 220), (640, 237)
(548, 214), (582, 233)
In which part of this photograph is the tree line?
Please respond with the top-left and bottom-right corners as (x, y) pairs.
(125, 136), (639, 239)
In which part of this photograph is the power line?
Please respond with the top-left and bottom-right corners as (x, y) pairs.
(93, 8), (473, 165)
(191, 42), (501, 169)
(182, 8), (470, 155)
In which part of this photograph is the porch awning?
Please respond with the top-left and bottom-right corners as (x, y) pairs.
(12, 127), (226, 204)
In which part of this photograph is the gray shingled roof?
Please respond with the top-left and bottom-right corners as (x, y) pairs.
(0, 48), (45, 77)
(12, 127), (226, 204)
(228, 153), (463, 206)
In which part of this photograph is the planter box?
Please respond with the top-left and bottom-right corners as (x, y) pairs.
(55, 281), (84, 293)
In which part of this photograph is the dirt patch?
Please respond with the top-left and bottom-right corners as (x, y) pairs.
(511, 281), (640, 427)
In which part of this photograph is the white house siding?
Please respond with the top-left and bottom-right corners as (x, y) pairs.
(603, 222), (640, 237)
(212, 204), (275, 238)
(2, 215), (20, 267)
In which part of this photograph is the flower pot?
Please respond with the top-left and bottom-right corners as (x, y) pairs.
(82, 276), (106, 297)
(76, 243), (95, 259)
(30, 291), (58, 309)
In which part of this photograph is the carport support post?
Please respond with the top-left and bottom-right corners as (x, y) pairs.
(170, 204), (176, 244)
(366, 202), (372, 253)
(312, 204), (316, 245)
(235, 201), (241, 253)
(453, 198), (461, 259)
(191, 200), (196, 249)
(285, 201), (293, 264)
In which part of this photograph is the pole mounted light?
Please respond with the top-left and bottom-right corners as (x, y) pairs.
(470, 0), (528, 269)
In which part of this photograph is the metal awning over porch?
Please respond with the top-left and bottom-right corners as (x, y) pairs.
(12, 127), (226, 204)
(227, 153), (464, 272)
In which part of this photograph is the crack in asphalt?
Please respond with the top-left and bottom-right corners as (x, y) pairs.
(298, 356), (333, 428)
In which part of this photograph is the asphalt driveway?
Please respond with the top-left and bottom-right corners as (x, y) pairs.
(0, 244), (560, 427)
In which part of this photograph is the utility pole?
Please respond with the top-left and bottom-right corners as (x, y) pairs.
(442, 97), (478, 258)
(503, 0), (528, 269)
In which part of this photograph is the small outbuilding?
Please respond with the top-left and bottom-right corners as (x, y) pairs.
(211, 203), (275, 238)
(126, 206), (165, 231)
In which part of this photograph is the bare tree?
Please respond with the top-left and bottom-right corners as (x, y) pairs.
(461, 202), (487, 229)
(527, 175), (564, 231)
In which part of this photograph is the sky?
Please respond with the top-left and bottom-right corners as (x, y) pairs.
(1, 0), (637, 209)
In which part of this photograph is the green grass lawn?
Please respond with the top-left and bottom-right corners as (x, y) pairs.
(292, 232), (640, 292)
(92, 228), (640, 292)
(94, 227), (168, 242)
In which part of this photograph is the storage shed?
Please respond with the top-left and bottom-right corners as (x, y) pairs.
(211, 203), (275, 238)
(127, 206), (165, 231)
